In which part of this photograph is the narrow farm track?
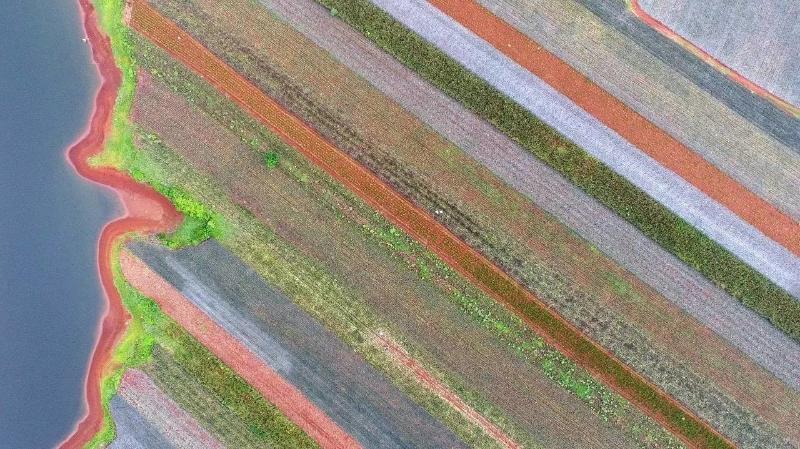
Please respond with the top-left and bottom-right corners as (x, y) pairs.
(427, 0), (800, 260)
(129, 2), (734, 448)
(629, 0), (800, 117)
(58, 1), (182, 448)
(119, 250), (361, 449)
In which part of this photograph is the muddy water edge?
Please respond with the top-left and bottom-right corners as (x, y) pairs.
(0, 1), (116, 447)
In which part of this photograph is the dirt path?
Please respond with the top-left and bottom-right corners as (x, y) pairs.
(119, 250), (361, 449)
(629, 0), (799, 117)
(57, 1), (183, 448)
(427, 0), (800, 261)
(129, 2), (733, 448)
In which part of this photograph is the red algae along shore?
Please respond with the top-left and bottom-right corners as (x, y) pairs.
(58, 1), (181, 448)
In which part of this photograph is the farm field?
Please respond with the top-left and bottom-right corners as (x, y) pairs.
(130, 1), (800, 445)
(126, 2), (800, 444)
(85, 245), (323, 449)
(65, 0), (800, 448)
(306, 0), (800, 343)
(126, 62), (654, 449)
(635, 0), (800, 111)
(126, 239), (468, 449)
(476, 0), (800, 219)
(578, 0), (800, 148)
(367, 0), (800, 300)
(108, 369), (225, 449)
(253, 0), (800, 390)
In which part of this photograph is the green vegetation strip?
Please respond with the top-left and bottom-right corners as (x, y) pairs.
(312, 0), (800, 342)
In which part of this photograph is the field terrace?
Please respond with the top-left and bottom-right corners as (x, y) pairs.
(126, 0), (800, 447)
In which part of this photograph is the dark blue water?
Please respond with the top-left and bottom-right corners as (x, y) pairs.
(0, 1), (117, 448)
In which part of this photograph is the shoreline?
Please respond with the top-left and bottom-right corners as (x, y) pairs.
(58, 1), (180, 448)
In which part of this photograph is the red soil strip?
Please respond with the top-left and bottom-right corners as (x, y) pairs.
(119, 250), (362, 449)
(373, 332), (522, 449)
(428, 0), (800, 259)
(629, 0), (800, 117)
(129, 3), (733, 448)
(57, 1), (182, 448)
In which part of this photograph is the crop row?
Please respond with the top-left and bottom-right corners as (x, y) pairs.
(128, 37), (684, 447)
(133, 5), (792, 447)
(129, 5), (729, 445)
(310, 0), (800, 342)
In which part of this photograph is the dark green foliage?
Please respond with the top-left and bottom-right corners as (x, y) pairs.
(313, 0), (800, 343)
(263, 150), (280, 169)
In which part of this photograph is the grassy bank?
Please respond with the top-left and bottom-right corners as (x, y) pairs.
(84, 1), (315, 447)
(311, 0), (800, 343)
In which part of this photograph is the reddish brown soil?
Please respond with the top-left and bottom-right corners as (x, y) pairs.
(373, 333), (522, 449)
(129, 3), (733, 448)
(629, 0), (799, 117)
(429, 0), (800, 258)
(57, 2), (182, 448)
(119, 250), (362, 449)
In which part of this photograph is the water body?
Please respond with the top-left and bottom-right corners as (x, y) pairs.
(0, 1), (116, 448)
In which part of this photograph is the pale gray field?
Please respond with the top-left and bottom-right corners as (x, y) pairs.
(128, 240), (468, 449)
(369, 0), (800, 301)
(572, 0), (800, 150)
(638, 0), (800, 108)
(257, 0), (800, 389)
(475, 0), (800, 224)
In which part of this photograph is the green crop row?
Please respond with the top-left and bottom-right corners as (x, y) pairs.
(312, 0), (800, 343)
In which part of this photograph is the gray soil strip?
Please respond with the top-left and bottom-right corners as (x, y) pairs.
(475, 0), (800, 222)
(575, 0), (800, 148)
(128, 240), (468, 449)
(115, 369), (226, 449)
(108, 395), (175, 449)
(637, 0), (800, 109)
(369, 0), (800, 298)
(257, 0), (800, 389)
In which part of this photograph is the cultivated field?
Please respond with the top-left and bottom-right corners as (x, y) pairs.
(476, 0), (800, 220)
(109, 369), (225, 449)
(128, 239), (468, 449)
(574, 0), (800, 147)
(80, 1), (800, 448)
(369, 0), (800, 300)
(253, 0), (800, 391)
(130, 3), (800, 447)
